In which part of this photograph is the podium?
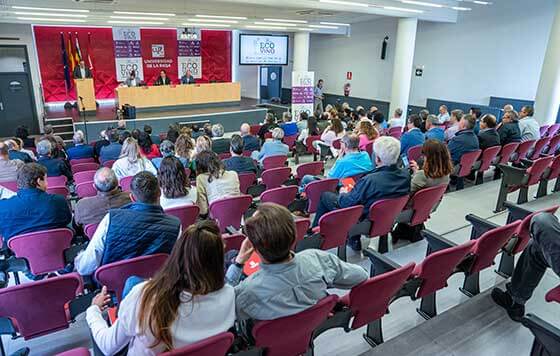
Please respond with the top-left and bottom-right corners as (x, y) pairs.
(74, 78), (96, 111)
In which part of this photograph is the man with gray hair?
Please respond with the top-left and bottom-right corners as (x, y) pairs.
(36, 139), (72, 182)
(240, 123), (260, 152)
(74, 167), (131, 227)
(312, 136), (410, 250)
(5, 139), (33, 163)
(251, 127), (289, 164)
(388, 108), (404, 128)
(67, 130), (94, 160)
(425, 115), (445, 142)
(210, 123), (231, 155)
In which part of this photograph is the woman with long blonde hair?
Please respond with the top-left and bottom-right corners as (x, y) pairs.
(112, 137), (157, 180)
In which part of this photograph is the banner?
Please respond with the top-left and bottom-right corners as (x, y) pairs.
(291, 71), (315, 119)
(141, 28), (178, 84)
(112, 27), (143, 82)
(177, 29), (202, 79)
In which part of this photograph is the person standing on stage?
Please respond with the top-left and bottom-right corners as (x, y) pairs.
(73, 60), (92, 79)
(180, 69), (196, 85)
(154, 70), (171, 86)
(125, 70), (143, 87)
(314, 79), (325, 114)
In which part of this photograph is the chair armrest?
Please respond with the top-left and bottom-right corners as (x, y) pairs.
(465, 214), (500, 240)
(363, 248), (399, 277)
(498, 164), (527, 185)
(503, 201), (534, 222)
(421, 230), (456, 252)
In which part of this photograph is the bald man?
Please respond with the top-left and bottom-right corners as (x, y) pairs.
(240, 123), (260, 152)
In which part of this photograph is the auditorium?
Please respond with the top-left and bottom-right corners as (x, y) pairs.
(0, 0), (559, 355)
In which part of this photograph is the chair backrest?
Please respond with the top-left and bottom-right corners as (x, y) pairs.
(223, 233), (245, 253)
(0, 273), (82, 339)
(294, 218), (311, 247)
(47, 186), (69, 197)
(47, 175), (67, 187)
(84, 223), (98, 240)
(0, 181), (18, 192)
(547, 123), (560, 137)
(368, 195), (410, 237)
(526, 155), (554, 186)
(102, 159), (116, 168)
(512, 206), (559, 255)
(283, 135), (298, 149)
(164, 205), (200, 230)
(305, 135), (321, 154)
(470, 220), (521, 273)
(514, 140), (536, 163)
(209, 195), (253, 232)
(348, 263), (415, 329)
(73, 170), (97, 185)
(218, 152), (232, 160)
(539, 125), (550, 137)
(457, 150), (482, 177)
(159, 332), (234, 356)
(408, 184), (448, 226)
(262, 155), (287, 170)
(238, 172), (257, 194)
(546, 134), (560, 154)
(261, 167), (292, 189)
(8, 228), (74, 275)
(296, 161), (324, 179)
(364, 140), (375, 157)
(318, 205), (363, 250)
(497, 142), (519, 165)
(407, 144), (423, 162)
(529, 137), (551, 160)
(252, 295), (338, 356)
(250, 125), (261, 136)
(414, 240), (475, 298)
(75, 181), (97, 199)
(477, 146), (501, 172)
(70, 158), (95, 166)
(71, 162), (99, 174)
(545, 154), (560, 181)
(264, 132), (273, 140)
(545, 284), (560, 303)
(94, 253), (169, 302)
(332, 138), (342, 150)
(260, 186), (298, 207)
(119, 176), (134, 192)
(304, 178), (339, 214)
(389, 130), (403, 140)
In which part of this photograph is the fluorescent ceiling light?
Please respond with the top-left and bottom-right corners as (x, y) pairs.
(113, 11), (175, 16)
(110, 16), (169, 21)
(401, 0), (443, 8)
(13, 12), (88, 18)
(246, 25), (287, 30)
(452, 6), (472, 10)
(108, 20), (164, 25)
(473, 1), (491, 4)
(320, 21), (350, 26)
(297, 28), (316, 31)
(186, 18), (238, 23)
(319, 0), (369, 8)
(308, 24), (338, 29)
(18, 17), (87, 22)
(182, 23), (232, 27)
(12, 6), (89, 13)
(196, 14), (247, 20)
(264, 18), (307, 23)
(254, 21), (297, 27)
(383, 6), (424, 13)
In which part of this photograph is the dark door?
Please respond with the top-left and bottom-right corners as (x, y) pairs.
(259, 66), (282, 101)
(0, 73), (38, 137)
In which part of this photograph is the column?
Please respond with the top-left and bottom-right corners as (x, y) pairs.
(293, 32), (310, 72)
(533, 3), (560, 125)
(231, 30), (240, 82)
(389, 17), (418, 120)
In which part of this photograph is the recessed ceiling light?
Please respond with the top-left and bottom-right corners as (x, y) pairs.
(401, 0), (443, 8)
(196, 14), (247, 20)
(13, 12), (88, 18)
(107, 20), (165, 25)
(452, 6), (472, 10)
(246, 25), (287, 30)
(186, 18), (238, 23)
(12, 6), (89, 13)
(473, 1), (491, 4)
(182, 23), (232, 27)
(297, 28), (316, 31)
(113, 11), (175, 16)
(383, 6), (424, 13)
(264, 18), (308, 23)
(17, 17), (87, 22)
(320, 22), (350, 26)
(254, 21), (297, 27)
(319, 0), (369, 8)
(110, 16), (169, 21)
(308, 24), (339, 29)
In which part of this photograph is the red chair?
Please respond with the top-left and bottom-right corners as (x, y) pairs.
(495, 142), (520, 166)
(474, 146), (501, 185)
(95, 253), (169, 302)
(250, 125), (261, 136)
(332, 138), (342, 150)
(209, 195), (253, 232)
(512, 139), (536, 164)
(159, 332), (235, 356)
(546, 123), (560, 137)
(238, 172), (257, 194)
(164, 205), (200, 230)
(84, 223), (98, 240)
(528, 137), (551, 160)
(283, 134), (298, 151)
(102, 159), (116, 168)
(75, 181), (97, 199)
(261, 167), (292, 189)
(544, 134), (560, 154)
(454, 149), (481, 190)
(294, 218), (311, 248)
(389, 127), (403, 140)
(537, 154), (560, 197)
(0, 181), (18, 192)
(69, 158), (95, 166)
(47, 176), (67, 187)
(56, 347), (90, 356)
(364, 140), (374, 157)
(264, 132), (273, 140)
(218, 152), (232, 160)
(260, 186), (298, 207)
(305, 135), (321, 161)
(522, 284), (560, 356)
(47, 186), (69, 197)
(71, 162), (99, 175)
(252, 295), (338, 356)
(223, 233), (245, 253)
(119, 176), (134, 192)
(304, 178), (339, 214)
(365, 195), (410, 253)
(73, 170), (97, 184)
(399, 184), (448, 227)
(295, 161), (324, 181)
(262, 155), (287, 170)
(406, 144), (423, 162)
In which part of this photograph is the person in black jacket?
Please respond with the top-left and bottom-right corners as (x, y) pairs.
(478, 114), (501, 150)
(153, 70), (171, 86)
(224, 135), (257, 174)
(497, 111), (522, 145)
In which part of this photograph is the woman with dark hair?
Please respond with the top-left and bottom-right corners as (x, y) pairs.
(195, 150), (240, 215)
(86, 220), (235, 355)
(166, 127), (180, 143)
(314, 117), (345, 157)
(15, 125), (35, 148)
(410, 139), (453, 194)
(138, 132), (161, 160)
(158, 156), (196, 209)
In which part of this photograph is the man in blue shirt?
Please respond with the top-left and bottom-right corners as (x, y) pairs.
(99, 130), (122, 164)
(279, 112), (298, 137)
(67, 130), (94, 160)
(36, 139), (73, 182)
(240, 123), (260, 152)
(400, 114), (425, 156)
(448, 114), (480, 164)
(251, 127), (289, 164)
(224, 135), (257, 174)
(425, 115), (445, 142)
(314, 79), (324, 113)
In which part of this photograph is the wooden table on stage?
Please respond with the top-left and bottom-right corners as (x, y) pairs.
(115, 82), (241, 109)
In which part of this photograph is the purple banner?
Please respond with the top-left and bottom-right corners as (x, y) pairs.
(291, 86), (314, 104)
(178, 40), (201, 57)
(114, 40), (141, 58)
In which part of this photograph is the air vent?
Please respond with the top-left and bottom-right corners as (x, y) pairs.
(73, 0), (116, 3)
(295, 9), (335, 17)
(0, 37), (20, 41)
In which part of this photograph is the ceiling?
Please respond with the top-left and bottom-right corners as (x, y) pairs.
(0, 0), (493, 34)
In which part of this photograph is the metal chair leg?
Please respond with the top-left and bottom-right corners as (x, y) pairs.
(496, 252), (515, 279)
(494, 182), (509, 213)
(460, 272), (480, 297)
(536, 180), (549, 199)
(517, 187), (529, 204)
(456, 177), (465, 190)
(378, 234), (388, 254)
(363, 319), (383, 347)
(337, 245), (347, 262)
(417, 292), (437, 320)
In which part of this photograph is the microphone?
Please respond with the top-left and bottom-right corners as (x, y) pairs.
(79, 96), (84, 100)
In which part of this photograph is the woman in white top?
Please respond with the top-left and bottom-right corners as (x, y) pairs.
(86, 220), (236, 355)
(158, 156), (197, 209)
(112, 138), (157, 180)
(195, 150), (240, 216)
(313, 117), (345, 157)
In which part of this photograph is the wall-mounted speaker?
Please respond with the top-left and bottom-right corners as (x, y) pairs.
(381, 36), (389, 60)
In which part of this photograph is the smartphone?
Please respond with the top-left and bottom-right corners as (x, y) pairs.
(401, 155), (410, 168)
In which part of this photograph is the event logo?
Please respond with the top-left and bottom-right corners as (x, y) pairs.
(254, 38), (275, 55)
(122, 30), (137, 40)
(119, 63), (139, 78)
(152, 44), (165, 58)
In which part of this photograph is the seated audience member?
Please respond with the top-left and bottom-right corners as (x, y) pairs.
(478, 114), (501, 150)
(296, 112), (309, 132)
(152, 140), (188, 169)
(356, 120), (378, 150)
(195, 151), (240, 216)
(176, 134), (196, 167)
(75, 172), (181, 275)
(5, 139), (33, 163)
(87, 220), (235, 355)
(497, 110), (522, 145)
(158, 156), (196, 209)
(99, 130), (122, 163)
(280, 112), (298, 137)
(425, 115), (445, 142)
(240, 123), (260, 152)
(388, 108), (404, 128)
(94, 130), (110, 159)
(138, 132), (161, 160)
(400, 114), (425, 156)
(74, 168), (131, 227)
(257, 113), (278, 141)
(166, 126), (180, 143)
(131, 129), (141, 140)
(112, 138), (157, 180)
(36, 139), (72, 181)
(67, 130), (94, 160)
(492, 213), (560, 321)
(469, 107), (482, 134)
(119, 130), (132, 145)
(518, 106), (540, 141)
(373, 111), (387, 130)
(410, 140), (452, 194)
(13, 138), (36, 161)
(15, 125), (35, 148)
(226, 203), (368, 320)
(43, 124), (65, 150)
(445, 109), (463, 141)
(503, 104), (514, 113)
(358, 108), (372, 124)
(0, 142), (23, 183)
(0, 163), (71, 241)
(437, 105), (450, 124)
(210, 124), (231, 155)
(297, 115), (320, 145)
(251, 128), (289, 164)
(313, 137), (410, 249)
(224, 135), (257, 174)
(314, 118), (345, 157)
(144, 124), (161, 145)
(418, 109), (430, 132)
(447, 114), (480, 165)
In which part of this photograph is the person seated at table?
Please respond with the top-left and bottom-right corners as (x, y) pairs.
(75, 172), (181, 276)
(36, 139), (72, 182)
(180, 69), (196, 85)
(312, 137), (410, 250)
(138, 132), (161, 160)
(400, 114), (425, 157)
(4, 139), (33, 163)
(497, 110), (522, 146)
(195, 151), (240, 216)
(124, 70), (143, 87)
(425, 115), (445, 142)
(0, 163), (71, 242)
(74, 168), (131, 227)
(240, 123), (260, 152)
(152, 140), (189, 169)
(251, 128), (289, 165)
(445, 109), (463, 141)
(279, 112), (298, 137)
(210, 124), (230, 155)
(99, 130), (122, 164)
(158, 156), (196, 209)
(67, 130), (94, 160)
(112, 138), (157, 180)
(226, 203), (368, 320)
(87, 219), (235, 355)
(153, 70), (171, 86)
(224, 135), (257, 174)
(478, 114), (501, 150)
(447, 114), (479, 165)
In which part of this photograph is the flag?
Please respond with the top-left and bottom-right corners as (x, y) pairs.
(67, 32), (76, 72)
(60, 32), (71, 93)
(86, 32), (94, 72)
(74, 32), (82, 62)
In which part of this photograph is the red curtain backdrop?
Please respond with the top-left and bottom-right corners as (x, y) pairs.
(140, 28), (178, 85)
(201, 30), (232, 83)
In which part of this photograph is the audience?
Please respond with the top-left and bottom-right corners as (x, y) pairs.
(119, 130), (132, 145)
(99, 130), (122, 163)
(251, 127), (289, 164)
(175, 134), (195, 162)
(478, 114), (501, 150)
(258, 113), (278, 141)
(297, 115), (320, 145)
(5, 139), (33, 163)
(469, 107), (482, 134)
(15, 125), (35, 148)
(358, 108), (372, 124)
(13, 138), (36, 161)
(94, 130), (110, 159)
(425, 115), (445, 142)
(144, 124), (161, 145)
(447, 114), (480, 165)
(518, 105), (540, 141)
(497, 110), (522, 145)
(138, 132), (161, 160)
(239, 123), (260, 152)
(410, 139), (453, 194)
(356, 120), (378, 150)
(437, 105), (450, 124)
(444, 109), (463, 141)
(224, 135), (257, 174)
(0, 142), (23, 183)
(112, 138), (157, 180)
(296, 112), (309, 132)
(211, 124), (231, 155)
(388, 108), (404, 128)
(280, 112), (298, 137)
(166, 126), (180, 143)
(67, 130), (94, 160)
(43, 124), (65, 149)
(226, 203), (368, 320)
(503, 104), (514, 113)
(158, 156), (196, 209)
(315, 117), (345, 157)
(195, 151), (240, 216)
(36, 139), (73, 181)
(75, 172), (181, 275)
(372, 111), (387, 130)
(74, 168), (131, 227)
(400, 114), (425, 157)
(151, 140), (188, 169)
(418, 109), (430, 132)
(194, 135), (213, 156)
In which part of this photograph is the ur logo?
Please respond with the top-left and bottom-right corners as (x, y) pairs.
(152, 44), (165, 58)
